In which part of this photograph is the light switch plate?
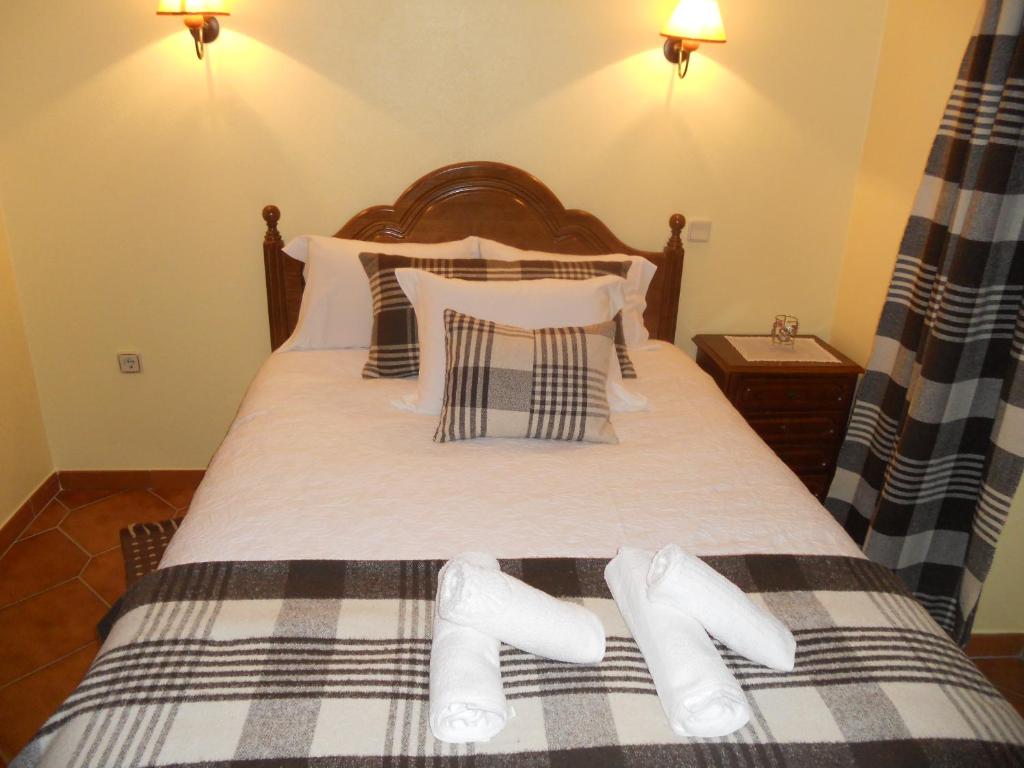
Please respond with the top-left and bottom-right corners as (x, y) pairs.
(118, 353), (142, 374)
(688, 220), (712, 242)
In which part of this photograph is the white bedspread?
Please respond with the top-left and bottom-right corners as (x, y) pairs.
(161, 343), (861, 566)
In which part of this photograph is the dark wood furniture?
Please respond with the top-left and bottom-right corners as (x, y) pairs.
(692, 334), (863, 500)
(262, 161), (686, 350)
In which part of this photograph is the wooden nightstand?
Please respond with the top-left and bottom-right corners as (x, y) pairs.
(692, 334), (864, 500)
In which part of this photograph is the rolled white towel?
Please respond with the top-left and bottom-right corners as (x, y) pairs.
(436, 557), (605, 664)
(429, 553), (514, 743)
(605, 547), (750, 738)
(647, 544), (796, 672)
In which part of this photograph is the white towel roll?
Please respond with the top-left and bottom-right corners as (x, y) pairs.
(436, 558), (606, 664)
(647, 543), (796, 672)
(605, 547), (751, 738)
(429, 553), (514, 743)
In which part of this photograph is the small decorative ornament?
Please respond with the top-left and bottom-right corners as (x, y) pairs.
(771, 314), (799, 345)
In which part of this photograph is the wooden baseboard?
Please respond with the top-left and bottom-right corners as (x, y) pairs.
(59, 469), (206, 491)
(965, 633), (1024, 659)
(0, 472), (59, 556)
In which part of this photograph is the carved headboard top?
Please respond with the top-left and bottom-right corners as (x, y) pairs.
(262, 161), (685, 349)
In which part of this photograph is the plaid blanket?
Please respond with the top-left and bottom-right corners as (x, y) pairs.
(15, 556), (1024, 767)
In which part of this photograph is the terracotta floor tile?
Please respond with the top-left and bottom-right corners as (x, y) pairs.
(55, 489), (116, 510)
(18, 502), (69, 540)
(0, 581), (106, 687)
(0, 642), (97, 761)
(0, 531), (87, 608)
(81, 549), (126, 605)
(59, 491), (176, 554)
(151, 486), (196, 511)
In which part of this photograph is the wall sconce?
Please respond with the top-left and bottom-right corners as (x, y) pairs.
(157, 0), (230, 60)
(661, 0), (727, 79)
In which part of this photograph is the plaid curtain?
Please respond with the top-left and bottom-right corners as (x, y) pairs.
(826, 0), (1024, 645)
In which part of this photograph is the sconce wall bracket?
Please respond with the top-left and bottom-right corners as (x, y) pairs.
(158, 1), (228, 61)
(190, 16), (220, 44)
(185, 15), (220, 59)
(662, 38), (698, 79)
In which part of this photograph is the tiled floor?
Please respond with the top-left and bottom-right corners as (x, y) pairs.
(0, 484), (195, 764)
(0, 481), (1020, 764)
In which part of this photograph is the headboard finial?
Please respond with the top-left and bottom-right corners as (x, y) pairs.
(263, 205), (282, 244)
(262, 204), (291, 350)
(668, 213), (686, 250)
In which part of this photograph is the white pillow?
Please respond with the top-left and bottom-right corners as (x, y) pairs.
(394, 270), (630, 415)
(282, 234), (480, 264)
(279, 235), (480, 350)
(477, 239), (657, 347)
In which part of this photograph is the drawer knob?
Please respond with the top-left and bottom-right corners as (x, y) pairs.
(827, 427), (836, 436)
(779, 424), (788, 432)
(786, 391), (797, 400)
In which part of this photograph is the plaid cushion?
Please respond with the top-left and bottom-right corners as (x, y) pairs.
(359, 253), (637, 379)
(435, 310), (618, 443)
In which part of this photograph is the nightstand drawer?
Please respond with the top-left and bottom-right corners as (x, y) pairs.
(736, 376), (853, 414)
(772, 444), (834, 474)
(746, 415), (840, 445)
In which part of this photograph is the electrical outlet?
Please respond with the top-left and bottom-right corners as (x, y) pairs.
(117, 353), (142, 374)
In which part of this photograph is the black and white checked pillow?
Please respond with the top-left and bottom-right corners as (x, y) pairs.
(435, 310), (618, 444)
(358, 253), (637, 379)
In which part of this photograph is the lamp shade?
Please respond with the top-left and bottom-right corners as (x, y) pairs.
(157, 0), (229, 15)
(662, 0), (726, 43)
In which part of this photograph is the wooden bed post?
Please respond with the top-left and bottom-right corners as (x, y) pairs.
(662, 214), (686, 343)
(262, 205), (290, 351)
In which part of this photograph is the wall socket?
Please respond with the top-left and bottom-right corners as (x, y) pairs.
(117, 353), (142, 374)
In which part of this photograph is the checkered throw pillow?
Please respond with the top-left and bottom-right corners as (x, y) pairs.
(359, 253), (637, 379)
(435, 310), (618, 444)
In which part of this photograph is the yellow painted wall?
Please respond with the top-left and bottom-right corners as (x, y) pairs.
(830, 0), (1022, 633)
(0, 205), (52, 524)
(831, 0), (985, 365)
(0, 0), (887, 469)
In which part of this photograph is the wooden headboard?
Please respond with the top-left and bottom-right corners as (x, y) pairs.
(262, 161), (686, 350)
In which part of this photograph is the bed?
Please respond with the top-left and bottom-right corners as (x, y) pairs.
(15, 162), (1024, 767)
